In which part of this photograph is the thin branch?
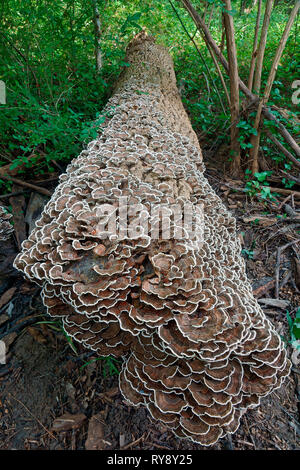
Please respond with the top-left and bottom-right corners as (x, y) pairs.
(206, 41), (230, 106)
(248, 0), (262, 92)
(0, 175), (52, 196)
(0, 31), (41, 96)
(253, 0), (274, 95)
(266, 129), (300, 169)
(168, 0), (227, 112)
(280, 170), (300, 184)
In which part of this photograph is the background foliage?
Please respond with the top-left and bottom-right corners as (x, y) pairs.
(0, 0), (299, 189)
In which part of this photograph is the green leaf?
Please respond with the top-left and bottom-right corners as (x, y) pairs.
(254, 171), (269, 182)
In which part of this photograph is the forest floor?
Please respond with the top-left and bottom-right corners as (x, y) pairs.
(0, 150), (299, 451)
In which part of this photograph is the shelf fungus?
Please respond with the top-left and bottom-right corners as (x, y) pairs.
(0, 205), (14, 241)
(13, 33), (291, 446)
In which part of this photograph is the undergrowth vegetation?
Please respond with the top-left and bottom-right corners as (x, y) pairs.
(0, 0), (299, 194)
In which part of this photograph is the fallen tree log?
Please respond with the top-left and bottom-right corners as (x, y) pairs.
(14, 33), (290, 447)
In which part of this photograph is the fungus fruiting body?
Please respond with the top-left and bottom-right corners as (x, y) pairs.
(13, 34), (290, 446)
(0, 206), (14, 241)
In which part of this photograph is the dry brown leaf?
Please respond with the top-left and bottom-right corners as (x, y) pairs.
(85, 413), (106, 450)
(27, 326), (48, 344)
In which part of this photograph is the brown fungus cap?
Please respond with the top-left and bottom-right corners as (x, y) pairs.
(0, 205), (14, 241)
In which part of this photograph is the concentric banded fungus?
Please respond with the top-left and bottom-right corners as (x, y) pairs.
(0, 205), (14, 241)
(13, 33), (291, 446)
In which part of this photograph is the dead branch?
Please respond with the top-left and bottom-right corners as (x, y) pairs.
(275, 240), (298, 298)
(168, 0), (227, 111)
(266, 130), (300, 169)
(0, 175), (52, 196)
(206, 41), (230, 106)
(280, 170), (300, 185)
(0, 153), (41, 177)
(249, 0), (274, 173)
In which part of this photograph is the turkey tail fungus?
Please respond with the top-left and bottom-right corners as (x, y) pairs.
(0, 205), (14, 241)
(13, 33), (291, 446)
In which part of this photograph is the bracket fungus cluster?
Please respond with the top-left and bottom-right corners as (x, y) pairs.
(0, 206), (14, 241)
(14, 34), (290, 446)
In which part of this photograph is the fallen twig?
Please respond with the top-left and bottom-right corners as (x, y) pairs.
(0, 191), (28, 200)
(269, 187), (300, 198)
(120, 432), (147, 450)
(280, 170), (300, 185)
(278, 194), (291, 210)
(266, 131), (300, 170)
(253, 279), (275, 298)
(179, 0), (300, 158)
(0, 153), (42, 177)
(275, 240), (298, 298)
(0, 175), (52, 196)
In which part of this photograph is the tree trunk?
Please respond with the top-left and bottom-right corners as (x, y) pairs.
(92, 0), (102, 72)
(249, 0), (274, 172)
(13, 33), (290, 447)
(253, 0), (274, 95)
(248, 0), (262, 92)
(223, 0), (241, 175)
(239, 0), (247, 14)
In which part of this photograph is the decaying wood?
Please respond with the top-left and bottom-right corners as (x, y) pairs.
(266, 130), (300, 170)
(13, 33), (291, 448)
(275, 240), (298, 298)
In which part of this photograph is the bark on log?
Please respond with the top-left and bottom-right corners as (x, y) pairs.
(14, 33), (290, 447)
